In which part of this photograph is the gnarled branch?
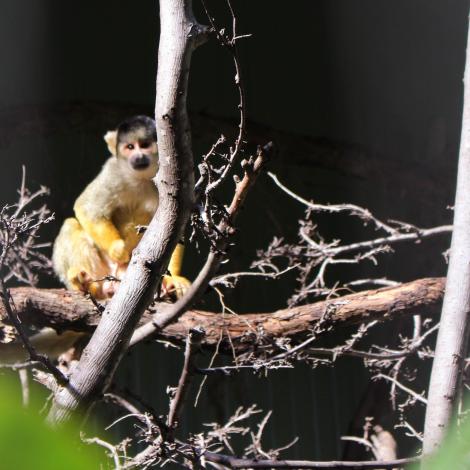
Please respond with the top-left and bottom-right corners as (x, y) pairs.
(0, 277), (445, 358)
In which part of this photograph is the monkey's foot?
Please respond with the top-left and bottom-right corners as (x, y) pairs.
(162, 275), (191, 300)
(67, 268), (109, 299)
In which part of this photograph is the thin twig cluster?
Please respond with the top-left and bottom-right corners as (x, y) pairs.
(191, 0), (249, 251)
(0, 168), (53, 285)
(252, 172), (452, 305)
(0, 170), (66, 384)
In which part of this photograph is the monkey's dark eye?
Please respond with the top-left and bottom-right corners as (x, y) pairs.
(140, 141), (150, 149)
(126, 144), (135, 150)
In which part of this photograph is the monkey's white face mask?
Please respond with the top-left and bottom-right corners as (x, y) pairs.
(104, 130), (159, 180)
(117, 139), (159, 179)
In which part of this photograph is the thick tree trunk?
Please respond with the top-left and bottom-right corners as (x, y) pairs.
(46, 0), (204, 425)
(422, 12), (470, 456)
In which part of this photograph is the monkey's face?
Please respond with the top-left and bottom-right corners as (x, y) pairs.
(117, 133), (159, 179)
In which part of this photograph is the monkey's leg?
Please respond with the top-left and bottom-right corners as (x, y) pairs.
(162, 242), (191, 299)
(53, 218), (111, 299)
(66, 268), (108, 299)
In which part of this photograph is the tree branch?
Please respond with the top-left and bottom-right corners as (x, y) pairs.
(46, 0), (206, 425)
(422, 5), (470, 456)
(0, 277), (444, 360)
(202, 451), (418, 469)
(167, 327), (205, 429)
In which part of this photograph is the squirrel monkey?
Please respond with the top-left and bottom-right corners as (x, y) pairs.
(52, 115), (190, 300)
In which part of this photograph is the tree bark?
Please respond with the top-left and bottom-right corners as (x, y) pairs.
(46, 0), (205, 425)
(0, 278), (444, 359)
(422, 12), (470, 456)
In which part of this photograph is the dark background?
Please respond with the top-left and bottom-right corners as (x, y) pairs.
(0, 0), (466, 462)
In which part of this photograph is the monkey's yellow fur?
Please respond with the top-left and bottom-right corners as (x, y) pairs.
(53, 116), (189, 299)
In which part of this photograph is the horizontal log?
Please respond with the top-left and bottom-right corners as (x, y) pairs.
(0, 278), (445, 354)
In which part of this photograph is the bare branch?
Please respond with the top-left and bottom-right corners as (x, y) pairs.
(202, 451), (418, 469)
(259, 173), (451, 305)
(167, 327), (205, 429)
(0, 278), (444, 359)
(268, 172), (399, 235)
(375, 373), (427, 405)
(83, 436), (122, 469)
(198, 0), (247, 194)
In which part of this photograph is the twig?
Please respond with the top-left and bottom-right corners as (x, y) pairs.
(0, 168), (53, 286)
(374, 373), (427, 405)
(327, 225), (453, 257)
(199, 0), (247, 194)
(83, 436), (122, 469)
(260, 172), (452, 304)
(196, 364), (292, 376)
(194, 326), (223, 406)
(396, 421), (423, 443)
(341, 436), (374, 453)
(104, 392), (143, 417)
(18, 368), (30, 407)
(344, 279), (400, 288)
(167, 327), (205, 430)
(268, 172), (398, 234)
(211, 265), (297, 288)
(304, 321), (438, 362)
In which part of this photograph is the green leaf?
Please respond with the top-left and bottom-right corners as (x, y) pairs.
(0, 376), (102, 470)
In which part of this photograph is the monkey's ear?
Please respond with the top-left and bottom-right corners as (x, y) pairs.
(104, 131), (118, 156)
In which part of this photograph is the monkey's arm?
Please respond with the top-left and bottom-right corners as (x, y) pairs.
(74, 205), (129, 263)
(72, 162), (131, 263)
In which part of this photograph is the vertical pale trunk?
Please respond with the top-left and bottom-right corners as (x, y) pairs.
(422, 13), (470, 456)
(47, 0), (203, 425)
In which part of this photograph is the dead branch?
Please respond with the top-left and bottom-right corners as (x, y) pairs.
(0, 277), (444, 357)
(374, 373), (428, 405)
(83, 436), (123, 469)
(256, 173), (451, 304)
(198, 0), (247, 194)
(167, 327), (205, 429)
(202, 451), (418, 469)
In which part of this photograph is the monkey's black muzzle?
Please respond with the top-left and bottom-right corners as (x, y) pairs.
(130, 154), (151, 170)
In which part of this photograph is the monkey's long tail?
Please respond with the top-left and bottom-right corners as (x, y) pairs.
(0, 329), (86, 365)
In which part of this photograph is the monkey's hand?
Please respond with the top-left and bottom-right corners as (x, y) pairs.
(162, 274), (191, 299)
(108, 239), (130, 263)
